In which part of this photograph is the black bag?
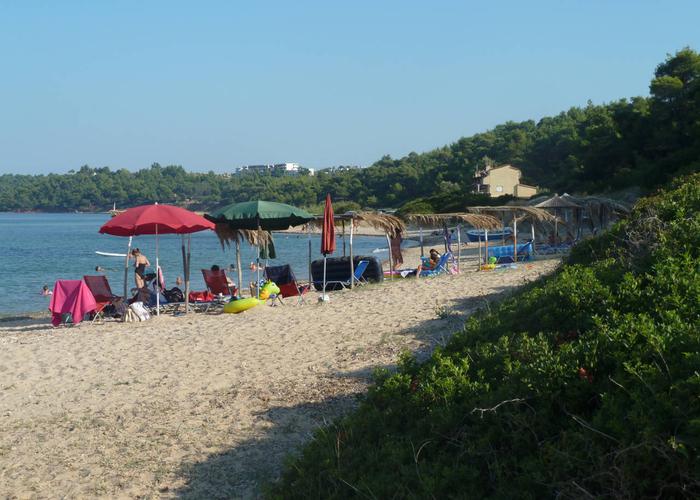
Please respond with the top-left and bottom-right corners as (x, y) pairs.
(163, 287), (184, 303)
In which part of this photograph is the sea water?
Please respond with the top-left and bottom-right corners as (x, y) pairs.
(0, 213), (400, 315)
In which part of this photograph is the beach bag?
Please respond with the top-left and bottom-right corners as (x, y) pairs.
(129, 301), (151, 321)
(164, 287), (184, 303)
(123, 308), (138, 322)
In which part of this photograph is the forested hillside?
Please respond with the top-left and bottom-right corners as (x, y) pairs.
(1, 48), (698, 212)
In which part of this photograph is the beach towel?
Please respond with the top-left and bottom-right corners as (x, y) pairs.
(49, 279), (97, 326)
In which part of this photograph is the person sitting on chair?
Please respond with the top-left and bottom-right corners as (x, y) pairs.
(211, 264), (234, 288)
(428, 248), (441, 268)
(420, 249), (441, 271)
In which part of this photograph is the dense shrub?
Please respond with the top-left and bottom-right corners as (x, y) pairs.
(268, 174), (700, 498)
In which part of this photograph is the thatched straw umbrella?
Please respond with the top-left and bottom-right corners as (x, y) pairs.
(404, 213), (502, 271)
(466, 206), (556, 261)
(574, 195), (630, 232)
(535, 195), (584, 241)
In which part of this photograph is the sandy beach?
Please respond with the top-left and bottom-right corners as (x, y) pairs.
(0, 248), (560, 498)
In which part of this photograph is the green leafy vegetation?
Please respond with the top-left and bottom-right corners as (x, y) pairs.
(1, 48), (699, 212)
(267, 173), (700, 498)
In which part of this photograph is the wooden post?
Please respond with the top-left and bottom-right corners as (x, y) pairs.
(349, 218), (354, 289)
(484, 229), (489, 267)
(501, 214), (505, 245)
(235, 238), (243, 298)
(456, 224), (461, 273)
(513, 217), (518, 263)
(477, 231), (482, 271)
(342, 220), (346, 257)
(386, 233), (393, 280)
(419, 226), (424, 257)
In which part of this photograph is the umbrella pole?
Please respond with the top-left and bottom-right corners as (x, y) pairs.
(531, 222), (536, 254)
(155, 224), (160, 316)
(322, 255), (327, 299)
(342, 220), (346, 257)
(181, 235), (187, 313)
(349, 218), (354, 289)
(307, 225), (312, 288)
(186, 235), (192, 313)
(236, 238), (242, 298)
(124, 236), (132, 299)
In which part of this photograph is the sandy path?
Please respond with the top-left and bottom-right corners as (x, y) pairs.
(0, 256), (560, 498)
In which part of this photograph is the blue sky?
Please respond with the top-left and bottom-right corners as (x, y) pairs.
(1, 1), (699, 174)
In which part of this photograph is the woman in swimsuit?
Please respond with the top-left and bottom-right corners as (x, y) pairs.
(131, 248), (151, 289)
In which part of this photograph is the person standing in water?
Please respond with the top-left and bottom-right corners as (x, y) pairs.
(130, 248), (150, 289)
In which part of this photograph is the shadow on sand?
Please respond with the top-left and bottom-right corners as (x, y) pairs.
(173, 285), (523, 498)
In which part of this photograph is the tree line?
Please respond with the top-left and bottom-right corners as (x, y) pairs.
(1, 48), (698, 213)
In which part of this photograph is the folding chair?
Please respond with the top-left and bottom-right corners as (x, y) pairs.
(320, 260), (370, 290)
(419, 253), (452, 277)
(83, 275), (125, 322)
(264, 264), (310, 305)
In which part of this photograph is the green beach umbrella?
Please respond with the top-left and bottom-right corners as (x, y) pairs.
(205, 200), (314, 231)
(205, 201), (313, 297)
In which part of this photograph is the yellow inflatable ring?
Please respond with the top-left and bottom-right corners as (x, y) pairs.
(223, 297), (261, 314)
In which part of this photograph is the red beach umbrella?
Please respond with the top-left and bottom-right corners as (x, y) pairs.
(99, 203), (215, 314)
(321, 194), (335, 300)
(100, 203), (214, 236)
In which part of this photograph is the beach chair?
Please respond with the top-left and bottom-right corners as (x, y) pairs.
(199, 269), (239, 312)
(419, 253), (451, 277)
(83, 275), (125, 322)
(202, 269), (237, 297)
(264, 264), (310, 305)
(321, 260), (370, 290)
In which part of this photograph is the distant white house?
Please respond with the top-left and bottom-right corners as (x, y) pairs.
(236, 162), (314, 176)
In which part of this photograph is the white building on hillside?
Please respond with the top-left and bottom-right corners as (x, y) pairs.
(236, 162), (314, 176)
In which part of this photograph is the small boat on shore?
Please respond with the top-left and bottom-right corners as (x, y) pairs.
(108, 203), (125, 218)
(466, 228), (513, 242)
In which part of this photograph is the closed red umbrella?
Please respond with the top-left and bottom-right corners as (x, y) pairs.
(99, 203), (215, 314)
(321, 194), (335, 300)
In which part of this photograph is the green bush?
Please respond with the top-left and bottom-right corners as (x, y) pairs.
(268, 174), (700, 498)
